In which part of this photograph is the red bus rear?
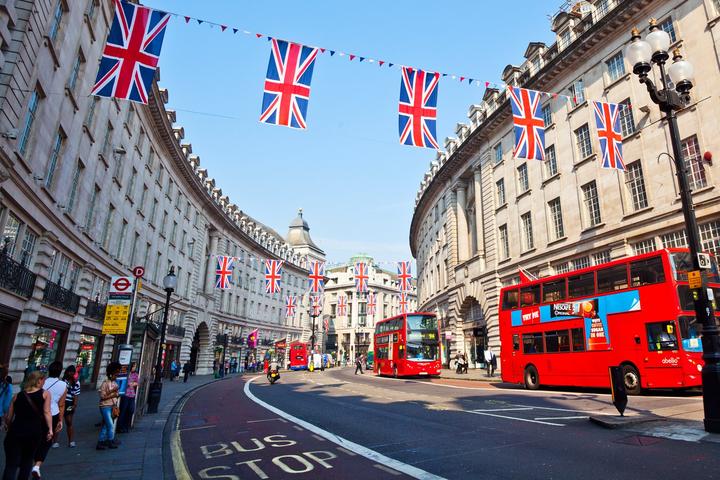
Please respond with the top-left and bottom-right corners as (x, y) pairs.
(373, 312), (441, 377)
(288, 341), (309, 370)
(499, 248), (719, 394)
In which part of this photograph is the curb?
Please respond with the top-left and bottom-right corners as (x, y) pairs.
(589, 414), (662, 429)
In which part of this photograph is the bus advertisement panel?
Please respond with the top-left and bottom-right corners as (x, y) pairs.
(499, 249), (718, 394)
(374, 312), (441, 377)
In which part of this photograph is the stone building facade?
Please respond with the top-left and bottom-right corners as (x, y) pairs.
(409, 0), (720, 369)
(0, 0), (320, 391)
(324, 255), (417, 362)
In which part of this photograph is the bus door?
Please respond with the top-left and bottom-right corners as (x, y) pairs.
(643, 319), (684, 387)
(388, 333), (394, 371)
(506, 334), (520, 381)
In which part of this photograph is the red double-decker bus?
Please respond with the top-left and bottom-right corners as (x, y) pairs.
(288, 341), (309, 370)
(499, 248), (719, 394)
(373, 312), (441, 377)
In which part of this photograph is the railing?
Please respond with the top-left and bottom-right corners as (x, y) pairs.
(0, 253), (37, 298)
(167, 324), (186, 338)
(43, 280), (80, 314)
(85, 299), (106, 321)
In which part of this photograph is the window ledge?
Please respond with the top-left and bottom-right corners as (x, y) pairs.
(547, 236), (567, 247)
(545, 122), (556, 132)
(136, 209), (145, 218)
(112, 176), (122, 188)
(82, 124), (95, 144)
(98, 153), (109, 169)
(622, 205), (653, 220)
(542, 172), (560, 186)
(84, 12), (97, 42)
(498, 256), (513, 265)
(495, 202), (508, 213)
(44, 36), (60, 69)
(622, 129), (641, 143)
(581, 222), (605, 233)
(65, 87), (79, 112)
(520, 247), (536, 257)
(492, 160), (504, 171)
(125, 194), (134, 205)
(573, 153), (597, 169)
(517, 189), (532, 201)
(604, 72), (631, 92)
(567, 99), (588, 116)
(675, 185), (715, 202)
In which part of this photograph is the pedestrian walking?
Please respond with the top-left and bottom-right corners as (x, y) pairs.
(33, 361), (66, 477)
(96, 362), (121, 450)
(354, 354), (364, 375)
(170, 360), (178, 382)
(182, 362), (191, 383)
(2, 370), (53, 480)
(0, 364), (12, 430)
(117, 362), (139, 433)
(62, 365), (81, 448)
(484, 347), (496, 377)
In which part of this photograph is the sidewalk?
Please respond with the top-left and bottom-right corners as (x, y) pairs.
(0, 373), (228, 479)
(438, 367), (502, 382)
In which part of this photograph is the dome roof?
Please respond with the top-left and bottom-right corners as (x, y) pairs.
(286, 208), (323, 253)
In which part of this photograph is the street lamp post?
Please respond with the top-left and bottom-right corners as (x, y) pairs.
(146, 266), (177, 414)
(309, 311), (318, 352)
(627, 20), (719, 433)
(219, 327), (229, 378)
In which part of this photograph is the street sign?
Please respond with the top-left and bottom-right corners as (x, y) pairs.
(109, 276), (134, 295)
(698, 253), (712, 270)
(688, 270), (702, 289)
(102, 298), (132, 334)
(132, 266), (145, 278)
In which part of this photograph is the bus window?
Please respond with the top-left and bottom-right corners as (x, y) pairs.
(543, 279), (566, 302)
(522, 333), (544, 354)
(646, 321), (678, 351)
(512, 334), (520, 351)
(545, 330), (571, 352)
(568, 272), (595, 298)
(502, 289), (519, 310)
(597, 264), (629, 293)
(679, 316), (702, 352)
(520, 285), (540, 307)
(631, 256), (665, 286)
(676, 285), (695, 311)
(571, 327), (585, 351)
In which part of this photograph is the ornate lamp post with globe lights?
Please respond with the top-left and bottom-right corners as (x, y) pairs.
(146, 266), (177, 414)
(627, 19), (719, 432)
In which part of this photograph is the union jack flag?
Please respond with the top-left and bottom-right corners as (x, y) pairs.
(215, 255), (234, 290)
(367, 291), (377, 317)
(285, 295), (297, 318)
(508, 86), (545, 161)
(397, 261), (412, 292)
(308, 260), (325, 293)
(337, 295), (347, 317)
(260, 39), (319, 129)
(592, 101), (626, 171)
(265, 260), (283, 294)
(399, 293), (409, 314)
(311, 295), (323, 316)
(91, 0), (171, 104)
(398, 67), (440, 149)
(354, 262), (369, 293)
(323, 316), (329, 332)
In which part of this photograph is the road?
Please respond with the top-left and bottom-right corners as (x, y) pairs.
(174, 368), (720, 479)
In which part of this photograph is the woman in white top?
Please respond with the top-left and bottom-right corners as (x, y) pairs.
(32, 361), (66, 478)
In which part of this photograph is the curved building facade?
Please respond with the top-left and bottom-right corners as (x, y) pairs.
(410, 0), (720, 369)
(0, 0), (321, 390)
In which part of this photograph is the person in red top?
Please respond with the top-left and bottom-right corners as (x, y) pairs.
(117, 362), (139, 434)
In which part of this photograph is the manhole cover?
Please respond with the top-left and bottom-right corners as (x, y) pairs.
(614, 435), (663, 446)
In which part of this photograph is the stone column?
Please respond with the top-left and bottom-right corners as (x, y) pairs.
(472, 166), (486, 270)
(204, 232), (219, 295)
(454, 182), (469, 263)
(63, 263), (96, 368)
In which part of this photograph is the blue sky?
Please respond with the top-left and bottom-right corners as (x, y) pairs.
(147, 0), (557, 264)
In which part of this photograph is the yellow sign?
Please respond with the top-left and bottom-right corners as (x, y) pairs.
(102, 300), (131, 335)
(688, 270), (702, 289)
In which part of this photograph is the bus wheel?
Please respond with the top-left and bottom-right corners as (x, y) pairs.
(393, 366), (398, 378)
(622, 364), (642, 395)
(524, 365), (540, 390)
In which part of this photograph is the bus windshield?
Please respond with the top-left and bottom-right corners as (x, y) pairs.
(671, 252), (720, 283)
(406, 315), (439, 361)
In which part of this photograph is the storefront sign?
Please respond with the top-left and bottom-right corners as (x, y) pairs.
(102, 299), (131, 335)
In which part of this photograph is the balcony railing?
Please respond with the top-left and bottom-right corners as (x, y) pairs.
(0, 254), (37, 298)
(85, 299), (106, 321)
(167, 324), (186, 338)
(43, 280), (80, 314)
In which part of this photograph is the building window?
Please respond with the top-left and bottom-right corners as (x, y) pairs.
(548, 198), (564, 240)
(581, 181), (602, 227)
(618, 99), (635, 137)
(498, 224), (509, 260)
(632, 238), (656, 255)
(101, 122), (114, 158)
(659, 17), (677, 44)
(147, 149), (156, 171)
(19, 229), (37, 267)
(593, 250), (611, 265)
(574, 256), (590, 271)
(520, 212), (534, 251)
(700, 220), (720, 256)
(85, 186), (99, 230)
(2, 214), (21, 257)
(494, 143), (503, 164)
(570, 78), (585, 105)
(595, 0), (609, 17)
(625, 160), (649, 211)
(575, 124), (593, 159)
(126, 168), (137, 200)
(713, 0), (720, 16)
(681, 135), (708, 190)
(49, 1), (64, 43)
(539, 105), (552, 129)
(496, 179), (506, 206)
(85, 96), (98, 129)
(19, 90), (40, 155)
(160, 211), (168, 236)
(661, 229), (688, 248)
(606, 51), (625, 82)
(555, 262), (570, 274)
(517, 163), (529, 192)
(102, 205), (115, 249)
(67, 161), (84, 214)
(45, 130), (65, 189)
(560, 29), (571, 49)
(545, 145), (557, 177)
(116, 220), (128, 260)
(67, 52), (84, 93)
(150, 199), (158, 226)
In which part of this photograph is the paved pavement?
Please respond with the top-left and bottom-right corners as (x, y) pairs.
(0, 373), (226, 479)
(437, 367), (501, 382)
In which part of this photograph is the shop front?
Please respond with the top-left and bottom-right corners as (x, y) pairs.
(74, 329), (104, 389)
(0, 305), (20, 367)
(26, 318), (68, 374)
(465, 326), (487, 369)
(164, 342), (181, 378)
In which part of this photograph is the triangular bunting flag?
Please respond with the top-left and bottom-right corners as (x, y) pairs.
(320, 48), (326, 53)
(184, 16), (190, 23)
(388, 63), (394, 67)
(330, 50), (335, 56)
(349, 54), (355, 61)
(221, 25), (227, 32)
(460, 76), (465, 82)
(485, 81), (490, 87)
(359, 57), (365, 62)
(442, 73), (448, 77)
(256, 33), (263, 38)
(233, 28), (238, 34)
(379, 60), (385, 66)
(197, 19), (203, 25)
(468, 78), (474, 84)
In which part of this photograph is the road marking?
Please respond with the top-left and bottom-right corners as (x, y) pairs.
(311, 434), (326, 442)
(472, 407), (534, 412)
(171, 430), (192, 480)
(375, 464), (403, 476)
(337, 446), (357, 456)
(293, 425), (304, 431)
(179, 424), (217, 432)
(465, 410), (564, 427)
(245, 376), (446, 480)
(534, 416), (589, 421)
(247, 417), (286, 423)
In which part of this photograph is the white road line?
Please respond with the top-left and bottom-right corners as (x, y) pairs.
(534, 416), (589, 421)
(247, 417), (285, 423)
(465, 410), (564, 427)
(337, 446), (357, 456)
(311, 434), (326, 442)
(375, 464), (403, 476)
(178, 424), (216, 432)
(510, 404), (616, 415)
(293, 425), (304, 431)
(472, 407), (534, 412)
(245, 377), (446, 480)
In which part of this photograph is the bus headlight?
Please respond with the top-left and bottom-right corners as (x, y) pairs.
(698, 364), (703, 372)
